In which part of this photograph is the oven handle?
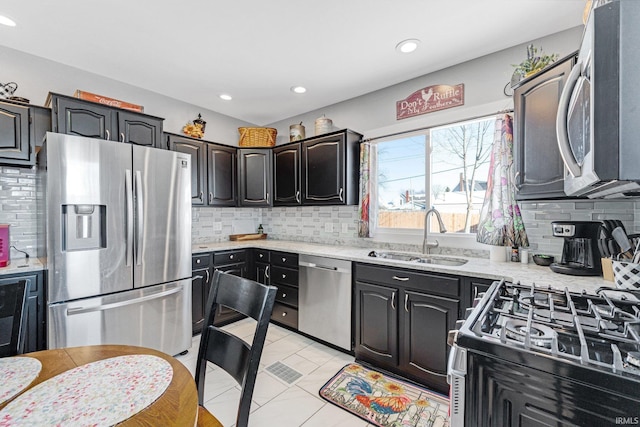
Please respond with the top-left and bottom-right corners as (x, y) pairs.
(555, 61), (583, 178)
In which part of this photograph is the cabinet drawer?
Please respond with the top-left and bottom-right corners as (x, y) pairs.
(274, 284), (298, 307)
(192, 253), (212, 270)
(355, 263), (460, 298)
(214, 250), (246, 265)
(271, 303), (298, 329)
(254, 249), (270, 263)
(271, 265), (298, 287)
(271, 251), (298, 268)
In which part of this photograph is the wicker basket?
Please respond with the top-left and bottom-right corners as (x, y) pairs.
(238, 127), (277, 147)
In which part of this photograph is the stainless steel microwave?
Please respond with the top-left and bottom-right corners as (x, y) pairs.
(556, 0), (640, 198)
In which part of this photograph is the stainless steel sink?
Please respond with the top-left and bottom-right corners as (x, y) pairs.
(371, 251), (421, 262)
(368, 251), (467, 266)
(416, 256), (468, 266)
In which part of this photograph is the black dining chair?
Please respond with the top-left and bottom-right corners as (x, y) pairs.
(0, 279), (29, 358)
(195, 270), (277, 427)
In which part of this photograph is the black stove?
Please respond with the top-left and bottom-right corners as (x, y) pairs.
(448, 280), (640, 426)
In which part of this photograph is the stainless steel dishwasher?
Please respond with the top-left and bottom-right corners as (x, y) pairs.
(298, 255), (352, 350)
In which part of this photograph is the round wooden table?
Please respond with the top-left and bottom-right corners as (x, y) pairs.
(0, 345), (198, 426)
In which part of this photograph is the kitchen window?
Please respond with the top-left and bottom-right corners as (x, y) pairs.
(374, 115), (494, 239)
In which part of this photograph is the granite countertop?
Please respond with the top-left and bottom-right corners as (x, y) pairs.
(193, 240), (612, 294)
(0, 258), (45, 276)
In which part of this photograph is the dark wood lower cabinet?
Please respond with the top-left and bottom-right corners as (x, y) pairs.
(354, 263), (464, 394)
(0, 271), (45, 352)
(399, 290), (458, 393)
(191, 267), (209, 335)
(354, 281), (398, 369)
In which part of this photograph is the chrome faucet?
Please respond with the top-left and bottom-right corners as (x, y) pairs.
(423, 207), (447, 254)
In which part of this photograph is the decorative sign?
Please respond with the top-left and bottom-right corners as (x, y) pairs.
(396, 84), (465, 120)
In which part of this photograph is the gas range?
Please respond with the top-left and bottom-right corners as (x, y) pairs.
(448, 280), (640, 426)
(470, 281), (640, 375)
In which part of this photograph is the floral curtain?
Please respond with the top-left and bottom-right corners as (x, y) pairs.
(358, 142), (377, 238)
(476, 114), (529, 247)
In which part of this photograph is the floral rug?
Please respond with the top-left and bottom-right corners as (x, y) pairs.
(319, 363), (450, 427)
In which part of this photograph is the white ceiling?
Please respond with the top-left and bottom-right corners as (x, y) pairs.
(0, 0), (585, 125)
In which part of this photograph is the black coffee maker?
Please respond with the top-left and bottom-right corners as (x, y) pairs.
(549, 221), (603, 276)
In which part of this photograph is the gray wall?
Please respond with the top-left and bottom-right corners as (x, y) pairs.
(0, 45), (253, 145)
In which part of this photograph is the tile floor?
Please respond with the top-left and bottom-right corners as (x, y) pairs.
(176, 318), (373, 427)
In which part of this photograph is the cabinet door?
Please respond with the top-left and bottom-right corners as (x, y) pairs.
(0, 101), (31, 164)
(213, 262), (247, 325)
(238, 149), (272, 207)
(0, 273), (43, 353)
(54, 96), (115, 140)
(207, 143), (236, 206)
(354, 281), (398, 369)
(302, 134), (345, 204)
(273, 143), (301, 205)
(169, 135), (207, 205)
(191, 267), (209, 335)
(117, 111), (163, 148)
(513, 56), (575, 200)
(399, 290), (458, 394)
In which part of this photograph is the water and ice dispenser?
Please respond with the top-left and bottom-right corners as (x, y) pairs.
(61, 205), (107, 251)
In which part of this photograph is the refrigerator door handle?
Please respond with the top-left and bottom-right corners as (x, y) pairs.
(66, 286), (183, 315)
(125, 169), (134, 267)
(135, 170), (144, 266)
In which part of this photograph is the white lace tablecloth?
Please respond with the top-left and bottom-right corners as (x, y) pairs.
(0, 354), (173, 426)
(0, 357), (42, 406)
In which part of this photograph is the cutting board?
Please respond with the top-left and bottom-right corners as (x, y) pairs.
(229, 233), (267, 241)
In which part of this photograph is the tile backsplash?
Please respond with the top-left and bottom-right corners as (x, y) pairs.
(2, 162), (638, 262)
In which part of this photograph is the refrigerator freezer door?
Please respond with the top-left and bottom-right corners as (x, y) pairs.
(45, 133), (133, 303)
(48, 280), (192, 356)
(132, 145), (191, 287)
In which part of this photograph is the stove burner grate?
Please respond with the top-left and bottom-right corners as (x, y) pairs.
(504, 320), (556, 349)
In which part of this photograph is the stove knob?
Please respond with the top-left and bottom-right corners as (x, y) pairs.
(447, 330), (459, 347)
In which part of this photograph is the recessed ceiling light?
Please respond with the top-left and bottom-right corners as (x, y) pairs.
(0, 15), (17, 27)
(219, 94), (232, 101)
(396, 39), (420, 54)
(291, 86), (307, 94)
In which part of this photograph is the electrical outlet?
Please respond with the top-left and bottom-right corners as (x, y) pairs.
(324, 222), (333, 233)
(213, 222), (222, 231)
(341, 223), (349, 233)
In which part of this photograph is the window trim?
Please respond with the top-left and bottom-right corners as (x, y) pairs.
(365, 100), (508, 248)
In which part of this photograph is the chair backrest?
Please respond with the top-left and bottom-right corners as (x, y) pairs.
(195, 270), (276, 427)
(0, 279), (29, 358)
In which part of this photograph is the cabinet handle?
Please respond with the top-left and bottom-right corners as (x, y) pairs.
(230, 254), (235, 259)
(266, 192), (270, 204)
(192, 275), (204, 280)
(296, 190), (301, 204)
(282, 292), (287, 298)
(199, 191), (203, 202)
(259, 253), (263, 258)
(205, 269), (210, 283)
(106, 129), (111, 141)
(196, 259), (201, 264)
(282, 274), (286, 279)
(473, 285), (479, 300)
(209, 192), (213, 204)
(391, 292), (396, 310)
(392, 276), (409, 282)
(339, 187), (344, 202)
(265, 265), (270, 279)
(404, 294), (409, 313)
(282, 257), (286, 263)
(120, 132), (125, 142)
(514, 171), (521, 189)
(281, 312), (287, 317)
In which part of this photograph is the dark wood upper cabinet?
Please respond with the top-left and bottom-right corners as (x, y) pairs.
(513, 53), (577, 200)
(273, 143), (301, 206)
(168, 134), (207, 205)
(0, 101), (31, 164)
(301, 129), (362, 205)
(49, 93), (164, 148)
(238, 148), (272, 207)
(207, 144), (236, 206)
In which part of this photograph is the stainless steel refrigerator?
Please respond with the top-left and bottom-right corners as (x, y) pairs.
(39, 132), (192, 356)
